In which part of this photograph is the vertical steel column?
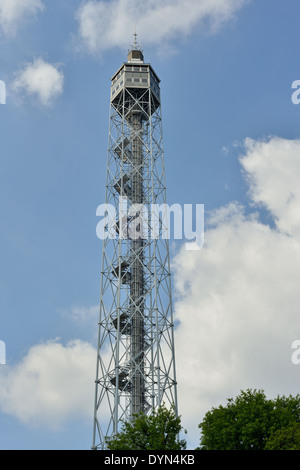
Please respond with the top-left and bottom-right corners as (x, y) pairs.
(130, 111), (145, 416)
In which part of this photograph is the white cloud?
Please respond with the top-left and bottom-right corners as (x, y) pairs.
(172, 136), (300, 447)
(0, 0), (44, 35)
(0, 340), (96, 429)
(12, 58), (64, 107)
(62, 305), (99, 324)
(240, 137), (300, 236)
(75, 0), (249, 55)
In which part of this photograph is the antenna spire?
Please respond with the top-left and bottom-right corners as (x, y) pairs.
(127, 28), (144, 63)
(130, 27), (141, 51)
(133, 27), (138, 49)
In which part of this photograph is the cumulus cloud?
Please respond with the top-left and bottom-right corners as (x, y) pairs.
(62, 305), (99, 324)
(172, 136), (300, 447)
(241, 137), (300, 236)
(75, 0), (249, 55)
(0, 340), (96, 429)
(12, 58), (64, 107)
(0, 0), (44, 35)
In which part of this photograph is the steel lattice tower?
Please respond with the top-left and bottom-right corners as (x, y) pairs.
(92, 42), (178, 450)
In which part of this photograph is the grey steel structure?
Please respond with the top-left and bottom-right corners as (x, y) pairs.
(92, 43), (178, 450)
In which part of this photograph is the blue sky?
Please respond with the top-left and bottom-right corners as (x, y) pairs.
(1, 0), (300, 450)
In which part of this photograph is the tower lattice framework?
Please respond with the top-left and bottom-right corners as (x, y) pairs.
(92, 45), (178, 450)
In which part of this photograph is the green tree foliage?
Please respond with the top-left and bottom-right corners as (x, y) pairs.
(105, 405), (187, 450)
(198, 389), (300, 450)
(265, 423), (300, 450)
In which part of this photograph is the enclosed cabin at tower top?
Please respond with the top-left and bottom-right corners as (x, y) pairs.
(110, 48), (161, 118)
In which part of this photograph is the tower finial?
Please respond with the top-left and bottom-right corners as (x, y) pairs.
(128, 27), (143, 60)
(129, 26), (142, 52)
(133, 26), (138, 49)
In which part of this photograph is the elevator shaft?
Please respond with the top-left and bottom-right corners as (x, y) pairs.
(130, 111), (145, 416)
